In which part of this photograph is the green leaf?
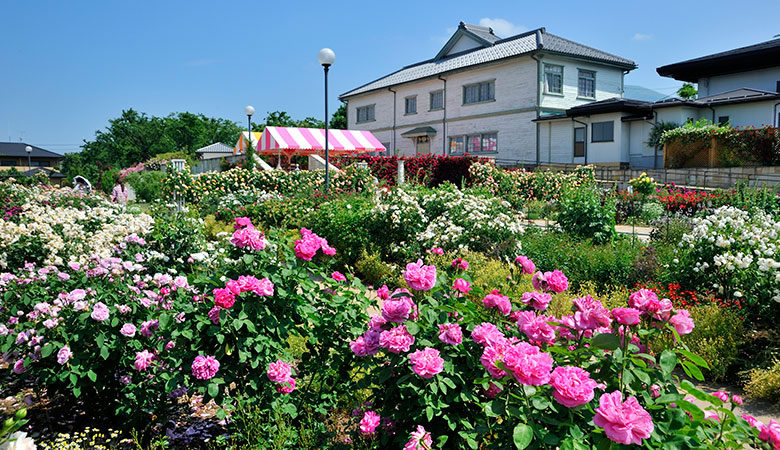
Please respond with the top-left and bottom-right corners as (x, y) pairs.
(100, 346), (109, 360)
(242, 254), (255, 265)
(677, 349), (710, 369)
(208, 383), (219, 398)
(590, 333), (620, 350)
(426, 405), (434, 421)
(486, 400), (505, 417)
(158, 313), (171, 329)
(659, 350), (677, 375)
(405, 321), (420, 335)
(513, 423), (533, 449)
(41, 343), (54, 358)
(87, 370), (97, 382)
(682, 360), (704, 381)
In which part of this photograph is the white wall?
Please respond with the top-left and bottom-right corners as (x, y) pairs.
(539, 112), (625, 165)
(698, 67), (780, 96)
(711, 101), (778, 128)
(539, 55), (625, 111)
(655, 106), (704, 126)
(538, 120), (575, 164)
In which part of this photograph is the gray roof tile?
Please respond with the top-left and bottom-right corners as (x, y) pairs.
(341, 27), (636, 98)
(194, 142), (234, 154)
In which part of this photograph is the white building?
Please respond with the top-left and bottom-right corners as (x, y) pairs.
(537, 37), (780, 168)
(339, 22), (636, 164)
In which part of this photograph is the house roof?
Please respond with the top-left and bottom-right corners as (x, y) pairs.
(341, 26), (637, 99)
(0, 142), (64, 159)
(194, 142), (234, 154)
(652, 88), (780, 109)
(534, 97), (652, 121)
(656, 38), (780, 82)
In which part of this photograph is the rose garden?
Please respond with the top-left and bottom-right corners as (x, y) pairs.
(0, 156), (778, 449)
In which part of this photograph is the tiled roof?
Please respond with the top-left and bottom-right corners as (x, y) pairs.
(0, 142), (63, 159)
(194, 142), (234, 154)
(657, 38), (780, 82)
(652, 88), (780, 108)
(462, 23), (501, 45)
(341, 27), (636, 98)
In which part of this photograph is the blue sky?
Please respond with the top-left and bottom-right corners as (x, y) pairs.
(1, 0), (778, 154)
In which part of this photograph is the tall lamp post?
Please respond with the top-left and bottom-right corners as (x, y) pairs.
(318, 48), (335, 191)
(244, 105), (255, 158)
(24, 146), (32, 173)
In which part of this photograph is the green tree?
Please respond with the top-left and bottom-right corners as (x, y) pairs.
(677, 83), (697, 100)
(330, 103), (347, 129)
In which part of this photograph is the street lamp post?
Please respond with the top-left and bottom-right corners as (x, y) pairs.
(24, 145), (32, 173)
(244, 105), (255, 163)
(318, 48), (335, 192)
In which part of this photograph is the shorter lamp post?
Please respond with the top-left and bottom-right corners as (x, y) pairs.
(318, 48), (335, 191)
(25, 145), (32, 173)
(244, 105), (255, 159)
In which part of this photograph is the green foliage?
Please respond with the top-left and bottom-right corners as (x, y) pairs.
(329, 104), (347, 130)
(305, 195), (374, 267)
(646, 121), (679, 151)
(640, 201), (665, 222)
(743, 360), (780, 404)
(556, 186), (616, 244)
(125, 171), (166, 203)
(677, 83), (698, 100)
(354, 250), (396, 288)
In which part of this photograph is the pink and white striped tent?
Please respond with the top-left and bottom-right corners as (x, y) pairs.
(257, 126), (386, 156)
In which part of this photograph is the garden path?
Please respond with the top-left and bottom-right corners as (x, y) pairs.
(693, 381), (779, 426)
(529, 220), (652, 243)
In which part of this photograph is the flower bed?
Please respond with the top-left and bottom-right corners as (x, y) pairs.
(331, 154), (487, 187)
(468, 162), (595, 206)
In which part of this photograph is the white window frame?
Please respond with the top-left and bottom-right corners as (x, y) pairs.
(577, 69), (596, 99)
(356, 105), (375, 123)
(544, 64), (564, 95)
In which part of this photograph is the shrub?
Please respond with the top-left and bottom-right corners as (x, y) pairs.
(332, 154), (486, 187)
(683, 304), (744, 382)
(305, 196), (375, 267)
(640, 201), (665, 222)
(556, 186), (616, 244)
(743, 360), (780, 404)
(125, 170), (166, 203)
(354, 250), (396, 288)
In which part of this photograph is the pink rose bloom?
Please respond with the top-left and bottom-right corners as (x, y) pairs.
(514, 255), (536, 274)
(741, 414), (762, 429)
(628, 289), (657, 310)
(267, 360), (293, 383)
(472, 322), (505, 347)
(359, 411), (381, 435)
(331, 271), (347, 282)
(357, 329), (382, 356)
(427, 247), (444, 255)
(704, 409), (720, 422)
(452, 278), (472, 294)
(485, 382), (503, 399)
(409, 347), (444, 379)
(645, 298), (674, 321)
(90, 302), (110, 322)
(381, 299), (412, 323)
(208, 306), (221, 324)
(759, 420), (780, 448)
(438, 323), (463, 345)
(350, 334), (374, 357)
(669, 310), (695, 335)
(611, 307), (641, 326)
(531, 271), (547, 291)
(230, 226), (266, 251)
(451, 257), (469, 270)
(367, 314), (387, 331)
(483, 290), (512, 316)
(134, 350), (155, 371)
(403, 259), (437, 291)
(712, 391), (729, 402)
(732, 395), (743, 406)
(120, 323), (137, 337)
(521, 291), (552, 311)
(191, 355), (220, 380)
(234, 217), (253, 229)
(516, 311), (557, 345)
(225, 279), (242, 295)
(213, 288), (235, 309)
(480, 338), (510, 379)
(593, 391), (654, 445)
(376, 285), (390, 301)
(139, 320), (159, 337)
(573, 296), (612, 330)
(294, 231), (321, 261)
(546, 270), (569, 293)
(276, 377), (296, 394)
(57, 346), (73, 365)
(13, 359), (25, 374)
(379, 325), (415, 353)
(404, 425), (432, 450)
(320, 238), (336, 256)
(550, 366), (601, 407)
(503, 342), (553, 386)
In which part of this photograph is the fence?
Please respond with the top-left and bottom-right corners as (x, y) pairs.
(191, 155), (245, 175)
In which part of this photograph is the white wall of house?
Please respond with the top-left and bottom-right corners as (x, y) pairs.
(539, 55), (625, 112)
(698, 67), (780, 96)
(538, 119), (574, 164)
(539, 112), (630, 165)
(628, 120), (659, 168)
(655, 106), (704, 126)
(710, 100), (778, 127)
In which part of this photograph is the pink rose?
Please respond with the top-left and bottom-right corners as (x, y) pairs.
(611, 307), (641, 326)
(376, 285), (390, 301)
(267, 360), (293, 382)
(712, 391), (729, 402)
(516, 311), (556, 345)
(404, 425), (432, 450)
(57, 346), (73, 365)
(134, 350), (155, 371)
(403, 259), (437, 291)
(360, 411), (381, 435)
(213, 288), (235, 309)
(409, 347), (444, 379)
(732, 395), (743, 406)
(521, 291), (551, 311)
(234, 217), (253, 229)
(427, 247), (444, 255)
(514, 255), (536, 274)
(480, 337), (510, 379)
(550, 366), (601, 407)
(191, 355), (220, 380)
(471, 322), (505, 347)
(294, 230), (322, 261)
(645, 298), (673, 321)
(381, 299), (412, 323)
(320, 238), (336, 256)
(503, 342), (553, 386)
(208, 306), (221, 324)
(120, 323), (137, 337)
(758, 420), (780, 448)
(452, 278), (472, 294)
(669, 310), (694, 335)
(593, 391), (654, 445)
(90, 302), (110, 322)
(451, 257), (469, 270)
(437, 323), (463, 345)
(628, 289), (657, 310)
(331, 271), (347, 282)
(379, 325), (415, 353)
(483, 290), (512, 316)
(546, 270), (569, 293)
(276, 377), (296, 394)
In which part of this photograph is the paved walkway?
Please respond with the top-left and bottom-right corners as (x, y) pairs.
(529, 219), (653, 243)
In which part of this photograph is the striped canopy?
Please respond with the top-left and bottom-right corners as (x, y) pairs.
(233, 131), (262, 154)
(257, 126), (385, 155)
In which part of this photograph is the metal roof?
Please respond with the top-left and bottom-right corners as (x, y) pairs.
(0, 142), (64, 159)
(401, 126), (437, 137)
(657, 38), (780, 82)
(341, 27), (636, 99)
(652, 88), (780, 109)
(194, 142), (234, 154)
(534, 97), (653, 121)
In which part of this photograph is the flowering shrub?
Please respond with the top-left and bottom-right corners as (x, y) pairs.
(629, 172), (655, 196)
(673, 206), (779, 319)
(347, 257), (759, 448)
(661, 120), (780, 166)
(654, 185), (721, 215)
(332, 153), (487, 187)
(468, 162), (595, 207)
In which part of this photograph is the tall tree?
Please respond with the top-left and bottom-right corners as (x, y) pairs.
(677, 83), (698, 100)
(330, 103), (347, 129)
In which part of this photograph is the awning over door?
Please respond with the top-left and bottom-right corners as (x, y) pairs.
(401, 126), (437, 137)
